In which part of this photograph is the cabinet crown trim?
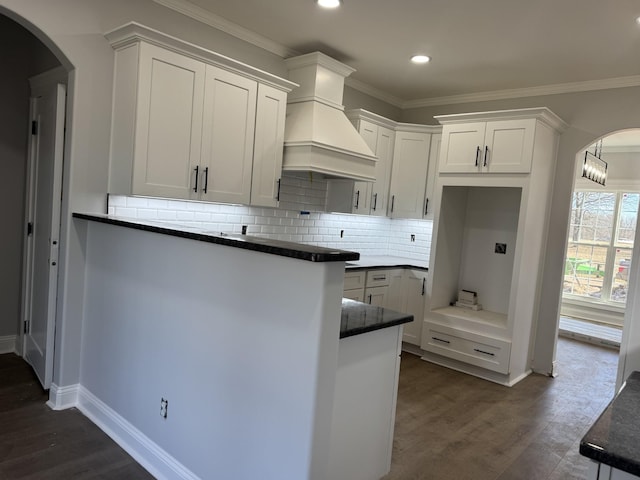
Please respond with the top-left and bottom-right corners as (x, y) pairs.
(434, 107), (567, 132)
(345, 109), (399, 130)
(104, 22), (298, 92)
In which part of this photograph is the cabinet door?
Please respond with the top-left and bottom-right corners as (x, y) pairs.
(132, 43), (205, 199)
(370, 126), (395, 217)
(365, 286), (388, 307)
(200, 65), (257, 204)
(402, 271), (427, 346)
(343, 289), (365, 302)
(483, 119), (535, 173)
(423, 133), (441, 219)
(389, 131), (430, 219)
(251, 84), (287, 207)
(352, 181), (372, 214)
(385, 269), (406, 312)
(439, 122), (486, 174)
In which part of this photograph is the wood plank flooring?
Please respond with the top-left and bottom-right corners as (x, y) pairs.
(0, 353), (153, 479)
(0, 337), (618, 479)
(384, 337), (619, 480)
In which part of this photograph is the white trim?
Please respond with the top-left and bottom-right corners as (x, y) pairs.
(28, 66), (67, 95)
(0, 335), (16, 354)
(435, 107), (568, 132)
(104, 23), (297, 93)
(77, 386), (200, 480)
(46, 383), (80, 410)
(151, 0), (298, 58)
(404, 75), (640, 108)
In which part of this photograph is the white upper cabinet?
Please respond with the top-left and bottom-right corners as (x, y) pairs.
(388, 126), (431, 219)
(423, 133), (441, 219)
(200, 65), (257, 205)
(438, 113), (545, 174)
(106, 23), (296, 206)
(251, 84), (288, 208)
(130, 43), (206, 199)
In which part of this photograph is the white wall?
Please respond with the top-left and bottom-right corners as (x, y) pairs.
(0, 16), (59, 340)
(400, 87), (640, 376)
(80, 219), (344, 479)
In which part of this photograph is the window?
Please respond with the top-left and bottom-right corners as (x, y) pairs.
(564, 191), (639, 305)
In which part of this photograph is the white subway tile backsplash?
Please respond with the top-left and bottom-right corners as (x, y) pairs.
(109, 183), (433, 263)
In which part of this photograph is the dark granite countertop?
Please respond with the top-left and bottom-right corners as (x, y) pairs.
(340, 298), (413, 339)
(580, 371), (640, 476)
(73, 213), (359, 263)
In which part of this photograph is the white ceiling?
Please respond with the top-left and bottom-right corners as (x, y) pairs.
(160, 0), (640, 106)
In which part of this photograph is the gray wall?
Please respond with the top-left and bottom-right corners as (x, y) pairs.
(0, 15), (58, 338)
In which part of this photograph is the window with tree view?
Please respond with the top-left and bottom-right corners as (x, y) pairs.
(564, 191), (639, 305)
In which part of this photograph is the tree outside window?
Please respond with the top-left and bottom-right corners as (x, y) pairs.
(564, 191), (639, 305)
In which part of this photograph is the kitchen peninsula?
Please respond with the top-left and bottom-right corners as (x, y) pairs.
(73, 213), (411, 480)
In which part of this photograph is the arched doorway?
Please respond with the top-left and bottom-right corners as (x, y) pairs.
(556, 129), (640, 387)
(0, 11), (67, 388)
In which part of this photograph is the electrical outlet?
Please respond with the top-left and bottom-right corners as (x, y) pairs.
(495, 243), (507, 254)
(241, 225), (247, 235)
(160, 398), (168, 419)
(410, 234), (416, 242)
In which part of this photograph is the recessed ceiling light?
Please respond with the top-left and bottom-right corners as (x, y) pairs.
(636, 16), (640, 25)
(316, 0), (342, 8)
(411, 55), (431, 64)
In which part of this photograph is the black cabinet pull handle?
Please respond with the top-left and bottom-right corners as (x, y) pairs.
(432, 337), (450, 344)
(424, 198), (429, 215)
(474, 348), (495, 357)
(422, 278), (426, 296)
(484, 146), (489, 167)
(193, 166), (199, 192)
(475, 146), (480, 167)
(276, 178), (281, 201)
(203, 167), (209, 194)
(368, 294), (372, 304)
(391, 195), (395, 213)
(372, 193), (378, 211)
(355, 190), (360, 209)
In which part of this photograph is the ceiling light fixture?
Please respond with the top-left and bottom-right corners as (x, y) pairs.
(316, 0), (342, 8)
(582, 140), (608, 186)
(636, 16), (640, 25)
(411, 55), (431, 64)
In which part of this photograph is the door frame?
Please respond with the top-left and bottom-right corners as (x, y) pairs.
(18, 66), (67, 384)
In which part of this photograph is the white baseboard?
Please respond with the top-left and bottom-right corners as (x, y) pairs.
(0, 335), (17, 354)
(77, 386), (199, 480)
(47, 383), (80, 410)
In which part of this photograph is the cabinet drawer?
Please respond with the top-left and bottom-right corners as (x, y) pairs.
(344, 271), (365, 291)
(422, 322), (511, 374)
(366, 269), (391, 287)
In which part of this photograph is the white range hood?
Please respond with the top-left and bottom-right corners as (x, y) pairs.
(282, 52), (377, 182)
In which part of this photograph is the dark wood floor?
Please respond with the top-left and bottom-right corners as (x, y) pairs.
(0, 353), (153, 479)
(384, 337), (619, 480)
(1, 337), (618, 479)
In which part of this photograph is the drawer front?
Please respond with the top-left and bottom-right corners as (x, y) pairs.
(366, 269), (391, 288)
(344, 271), (366, 291)
(422, 323), (511, 374)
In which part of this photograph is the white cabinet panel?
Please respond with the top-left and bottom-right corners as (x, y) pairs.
(200, 65), (257, 204)
(402, 271), (427, 346)
(438, 122), (486, 174)
(389, 130), (430, 219)
(251, 84), (287, 207)
(366, 286), (388, 307)
(424, 133), (441, 218)
(132, 43), (205, 199)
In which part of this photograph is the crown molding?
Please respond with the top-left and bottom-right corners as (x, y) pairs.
(404, 75), (640, 109)
(343, 77), (404, 108)
(152, 0), (300, 58)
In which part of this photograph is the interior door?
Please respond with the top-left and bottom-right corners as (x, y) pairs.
(23, 82), (66, 389)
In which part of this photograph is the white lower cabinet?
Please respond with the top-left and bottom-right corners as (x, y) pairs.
(588, 462), (639, 480)
(343, 267), (427, 346)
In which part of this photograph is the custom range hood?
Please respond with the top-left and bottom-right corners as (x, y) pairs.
(282, 52), (377, 181)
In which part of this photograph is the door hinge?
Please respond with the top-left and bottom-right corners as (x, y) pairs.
(27, 222), (33, 236)
(23, 320), (29, 334)
(31, 121), (38, 135)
